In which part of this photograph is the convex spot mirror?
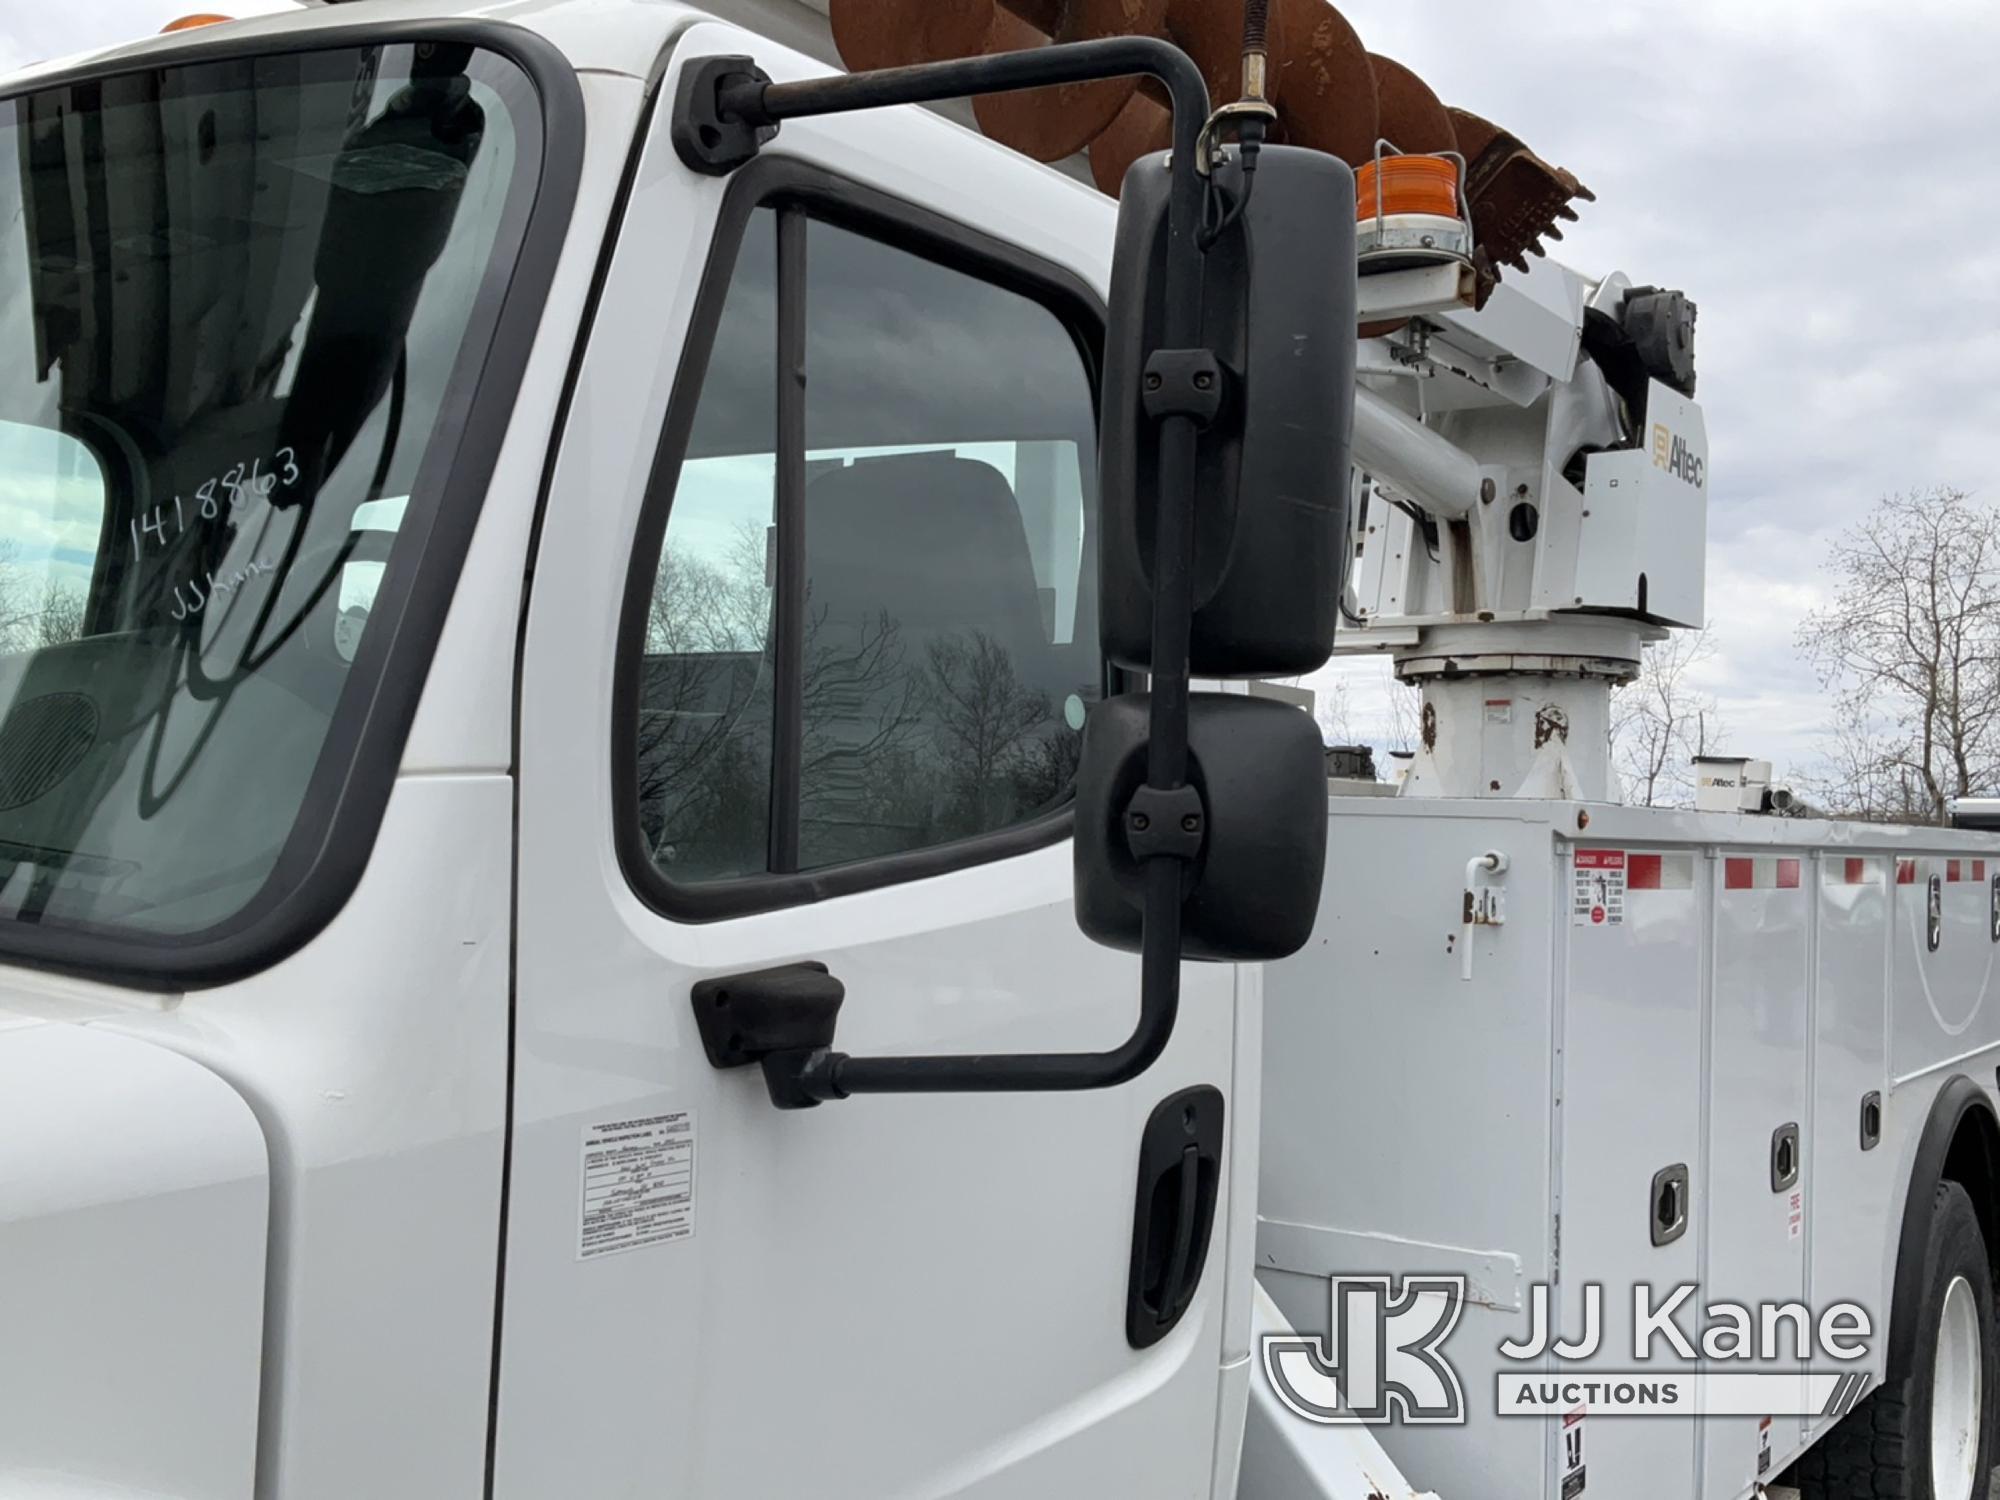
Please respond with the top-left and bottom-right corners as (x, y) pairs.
(1099, 143), (1358, 680)
(1075, 693), (1327, 962)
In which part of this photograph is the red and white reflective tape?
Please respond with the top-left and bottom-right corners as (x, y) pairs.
(1724, 856), (1802, 891)
(1628, 852), (1695, 890)
(1586, 851), (1983, 894)
(1896, 857), (1992, 885)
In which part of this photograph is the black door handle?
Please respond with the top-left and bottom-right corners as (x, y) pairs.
(1127, 1086), (1225, 1348)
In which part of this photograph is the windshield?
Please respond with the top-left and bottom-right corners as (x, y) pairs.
(0, 39), (542, 944)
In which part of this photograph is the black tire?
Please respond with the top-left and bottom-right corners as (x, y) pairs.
(1794, 1181), (1997, 1499)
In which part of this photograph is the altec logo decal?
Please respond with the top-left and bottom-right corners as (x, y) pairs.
(1651, 421), (1705, 490)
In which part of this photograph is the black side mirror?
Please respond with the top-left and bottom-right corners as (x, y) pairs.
(1076, 693), (1327, 960)
(1098, 144), (1357, 678)
(1075, 141), (1355, 963)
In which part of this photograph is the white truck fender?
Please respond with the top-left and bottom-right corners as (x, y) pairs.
(0, 1021), (269, 1500)
(1237, 1283), (1442, 1500)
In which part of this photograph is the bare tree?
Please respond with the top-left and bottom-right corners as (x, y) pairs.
(1382, 676), (1422, 755)
(1795, 697), (1937, 824)
(1796, 487), (2000, 823)
(1011, 718), (1083, 811)
(922, 628), (1054, 831)
(34, 575), (85, 647)
(632, 544), (776, 872)
(635, 507), (1095, 865)
(1263, 672), (1358, 746)
(797, 601), (926, 853)
(1312, 676), (1355, 746)
(634, 534), (929, 873)
(0, 542), (87, 653)
(1609, 624), (1726, 807)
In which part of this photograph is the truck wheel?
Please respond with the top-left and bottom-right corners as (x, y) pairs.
(1794, 1181), (1996, 1499)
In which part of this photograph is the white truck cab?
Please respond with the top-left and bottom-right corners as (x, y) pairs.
(0, 6), (1254, 1497)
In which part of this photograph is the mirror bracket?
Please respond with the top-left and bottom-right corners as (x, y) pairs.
(1125, 784), (1206, 863)
(690, 962), (845, 1110)
(671, 55), (777, 175)
(1141, 348), (1224, 427)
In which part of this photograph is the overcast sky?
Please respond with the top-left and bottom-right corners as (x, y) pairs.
(5, 0), (1998, 783)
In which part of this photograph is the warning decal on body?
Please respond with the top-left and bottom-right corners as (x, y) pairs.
(578, 1110), (695, 1261)
(1561, 1405), (1586, 1498)
(1572, 849), (1626, 928)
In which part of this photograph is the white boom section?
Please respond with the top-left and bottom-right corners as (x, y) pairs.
(1340, 259), (1709, 801)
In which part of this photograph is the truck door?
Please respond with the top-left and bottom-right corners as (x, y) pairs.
(492, 24), (1245, 1498)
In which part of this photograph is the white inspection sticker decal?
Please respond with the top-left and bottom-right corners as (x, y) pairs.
(1561, 1405), (1586, 1498)
(577, 1110), (695, 1260)
(1572, 849), (1626, 928)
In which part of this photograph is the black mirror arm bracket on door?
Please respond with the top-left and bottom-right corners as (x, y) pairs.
(694, 874), (1194, 1108)
(674, 38), (1224, 1109)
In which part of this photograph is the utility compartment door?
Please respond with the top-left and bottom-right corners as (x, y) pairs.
(1701, 852), (1811, 1498)
(1888, 854), (2000, 1081)
(1561, 845), (1704, 1500)
(1805, 854), (1891, 1454)
(494, 24), (1242, 1500)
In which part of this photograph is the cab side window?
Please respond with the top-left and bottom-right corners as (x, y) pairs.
(627, 201), (1100, 891)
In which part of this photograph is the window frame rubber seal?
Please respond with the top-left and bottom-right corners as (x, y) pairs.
(609, 154), (1110, 925)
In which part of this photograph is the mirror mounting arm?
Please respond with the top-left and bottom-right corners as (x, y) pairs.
(670, 38), (1217, 1107)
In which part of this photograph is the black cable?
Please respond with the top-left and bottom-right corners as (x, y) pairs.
(1196, 114), (1267, 252)
(1390, 496), (1442, 562)
(138, 342), (409, 815)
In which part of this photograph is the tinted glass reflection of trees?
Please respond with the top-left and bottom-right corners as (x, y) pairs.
(635, 523), (1079, 877)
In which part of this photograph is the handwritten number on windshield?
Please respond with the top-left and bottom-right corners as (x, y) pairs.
(131, 446), (299, 556)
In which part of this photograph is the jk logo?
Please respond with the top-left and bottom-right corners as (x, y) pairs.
(1262, 1275), (1468, 1425)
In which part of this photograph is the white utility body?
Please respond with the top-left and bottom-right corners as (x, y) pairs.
(1268, 800), (2000, 1499)
(0, 4), (1992, 1500)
